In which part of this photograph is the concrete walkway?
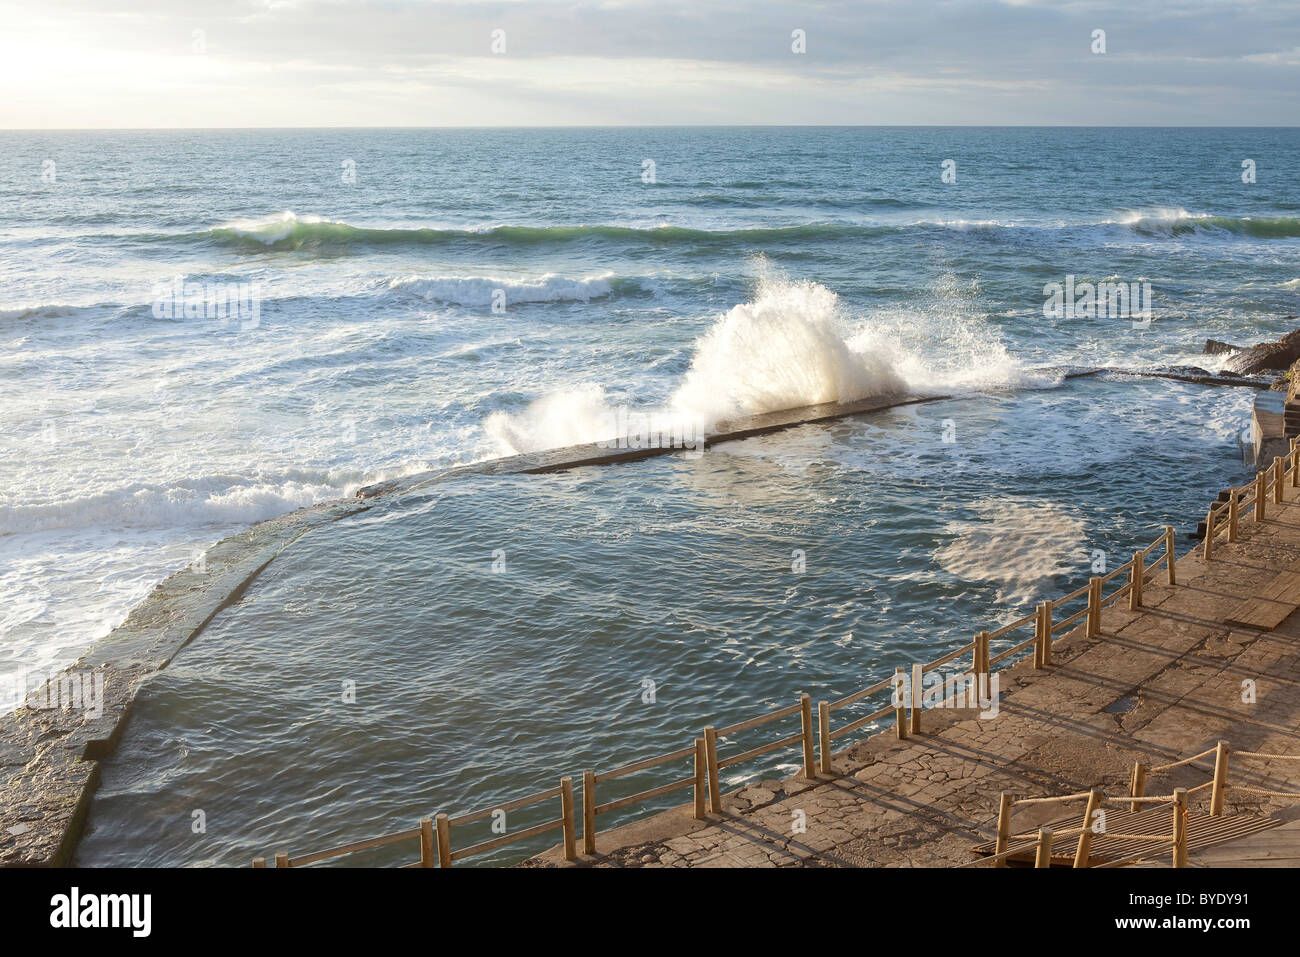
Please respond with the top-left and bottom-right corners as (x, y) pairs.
(528, 485), (1300, 868)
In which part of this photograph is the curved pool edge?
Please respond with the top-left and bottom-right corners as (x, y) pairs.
(0, 497), (369, 866)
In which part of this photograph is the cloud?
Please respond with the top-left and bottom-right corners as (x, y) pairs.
(1, 0), (1297, 126)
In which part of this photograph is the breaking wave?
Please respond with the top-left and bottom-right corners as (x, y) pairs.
(386, 273), (617, 307)
(1116, 208), (1300, 239)
(110, 210), (1300, 253)
(485, 275), (1039, 456)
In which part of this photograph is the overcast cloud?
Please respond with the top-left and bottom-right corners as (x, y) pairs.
(3, 0), (1297, 127)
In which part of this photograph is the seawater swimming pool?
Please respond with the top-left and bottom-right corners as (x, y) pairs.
(75, 372), (1252, 866)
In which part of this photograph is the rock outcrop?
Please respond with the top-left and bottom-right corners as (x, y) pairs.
(1203, 339), (1242, 356)
(1223, 328), (1300, 376)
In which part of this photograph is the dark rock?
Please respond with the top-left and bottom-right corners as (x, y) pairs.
(1223, 329), (1300, 375)
(1163, 365), (1215, 378)
(1203, 339), (1241, 356)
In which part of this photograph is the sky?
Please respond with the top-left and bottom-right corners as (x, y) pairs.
(2, 0), (1298, 128)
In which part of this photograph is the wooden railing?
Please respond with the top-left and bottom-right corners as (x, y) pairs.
(253, 778), (578, 868)
(1203, 437), (1299, 560)
(967, 739), (1300, 870)
(256, 445), (1292, 867)
(1130, 739), (1300, 818)
(964, 786), (1190, 869)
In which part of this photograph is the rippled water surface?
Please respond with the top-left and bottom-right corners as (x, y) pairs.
(76, 375), (1253, 866)
(2, 127), (1295, 864)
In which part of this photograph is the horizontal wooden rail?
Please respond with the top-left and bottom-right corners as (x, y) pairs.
(1052, 605), (1089, 635)
(921, 641), (976, 673)
(714, 701), (802, 737)
(284, 825), (422, 868)
(1057, 580), (1092, 605)
(449, 816), (567, 862)
(1098, 560), (1134, 585)
(827, 702), (897, 741)
(448, 784), (563, 826)
(827, 675), (894, 711)
(989, 632), (1037, 666)
(1011, 791), (1091, 806)
(1100, 581), (1132, 608)
(593, 745), (696, 783)
(439, 776), (577, 867)
(593, 775), (696, 815)
(986, 612), (1036, 641)
(584, 742), (705, 854)
(717, 730), (805, 770)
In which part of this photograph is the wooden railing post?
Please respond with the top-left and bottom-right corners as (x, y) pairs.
(1073, 789), (1104, 868)
(909, 663), (923, 735)
(1164, 525), (1176, 585)
(1034, 827), (1054, 869)
(817, 701), (832, 774)
(799, 693), (816, 779)
(976, 630), (990, 685)
(1172, 788), (1189, 868)
(1274, 457), (1284, 503)
(1210, 740), (1229, 817)
(1255, 469), (1267, 522)
(582, 769), (597, 852)
(1129, 762), (1147, 813)
(252, 857), (266, 868)
(1129, 551), (1143, 610)
(274, 852), (289, 868)
(1292, 444), (1299, 488)
(1204, 507), (1215, 560)
(419, 817), (435, 868)
(1033, 601), (1046, 669)
(893, 667), (908, 740)
(692, 739), (707, 820)
(435, 813), (452, 868)
(704, 725), (721, 813)
(1087, 577), (1102, 637)
(1229, 493), (1239, 542)
(560, 776), (577, 861)
(1042, 599), (1053, 666)
(994, 792), (1015, 868)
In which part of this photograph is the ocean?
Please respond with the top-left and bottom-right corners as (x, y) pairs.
(2, 126), (1297, 865)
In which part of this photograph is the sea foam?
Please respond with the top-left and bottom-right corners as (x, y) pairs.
(484, 277), (1031, 456)
(387, 273), (614, 307)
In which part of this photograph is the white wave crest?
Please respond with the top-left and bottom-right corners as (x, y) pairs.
(670, 279), (906, 424)
(484, 276), (1033, 456)
(215, 210), (327, 244)
(0, 472), (360, 536)
(388, 273), (614, 307)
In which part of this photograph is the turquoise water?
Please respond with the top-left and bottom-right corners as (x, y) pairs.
(1, 127), (1296, 864)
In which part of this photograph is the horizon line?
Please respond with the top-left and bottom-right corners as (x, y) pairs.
(3, 123), (1300, 133)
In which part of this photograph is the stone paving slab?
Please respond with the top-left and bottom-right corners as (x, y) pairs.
(526, 490), (1300, 868)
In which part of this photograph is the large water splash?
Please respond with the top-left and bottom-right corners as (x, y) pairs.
(485, 275), (1033, 456)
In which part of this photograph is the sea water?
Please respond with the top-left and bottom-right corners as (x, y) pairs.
(1, 127), (1296, 864)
